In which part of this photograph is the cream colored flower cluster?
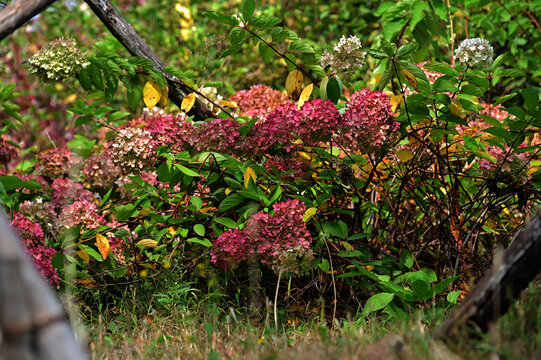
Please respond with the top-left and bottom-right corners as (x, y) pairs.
(27, 37), (89, 82)
(321, 35), (366, 73)
(455, 38), (493, 70)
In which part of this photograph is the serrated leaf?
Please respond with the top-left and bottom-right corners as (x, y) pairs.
(396, 43), (418, 58)
(176, 164), (199, 177)
(143, 80), (162, 109)
(181, 92), (196, 112)
(303, 207), (318, 222)
(327, 77), (342, 103)
(286, 70), (304, 99)
(203, 11), (239, 26)
(297, 83), (313, 109)
(241, 0), (256, 19)
(243, 167), (256, 188)
(288, 40), (315, 54)
(137, 239), (159, 247)
(386, 92), (403, 113)
(96, 234), (110, 260)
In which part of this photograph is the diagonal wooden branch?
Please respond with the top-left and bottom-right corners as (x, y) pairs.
(434, 210), (541, 340)
(0, 0), (57, 40)
(83, 0), (214, 121)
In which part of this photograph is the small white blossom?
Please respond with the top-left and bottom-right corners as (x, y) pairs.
(321, 35), (366, 74)
(455, 38), (494, 70)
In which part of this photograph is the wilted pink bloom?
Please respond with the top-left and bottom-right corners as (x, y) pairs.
(230, 84), (290, 120)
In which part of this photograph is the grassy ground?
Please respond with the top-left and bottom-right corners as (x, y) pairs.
(83, 279), (541, 360)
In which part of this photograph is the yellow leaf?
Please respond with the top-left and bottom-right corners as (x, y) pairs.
(168, 227), (177, 236)
(225, 187), (232, 196)
(218, 100), (238, 108)
(297, 151), (312, 161)
(449, 99), (463, 116)
(64, 94), (78, 104)
(285, 70), (303, 100)
(181, 92), (196, 112)
(362, 265), (375, 271)
(386, 92), (403, 113)
(74, 279), (101, 289)
(303, 207), (318, 222)
(136, 239), (159, 248)
(159, 85), (169, 107)
(400, 68), (418, 91)
(96, 234), (110, 260)
(297, 83), (313, 109)
(341, 241), (353, 251)
(243, 167), (257, 188)
(77, 249), (90, 265)
(143, 80), (163, 109)
(396, 149), (414, 162)
(527, 167), (538, 176)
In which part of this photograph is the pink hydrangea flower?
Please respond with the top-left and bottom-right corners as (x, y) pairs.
(211, 199), (313, 277)
(82, 149), (123, 190)
(297, 99), (342, 144)
(35, 145), (79, 179)
(51, 177), (97, 210)
(11, 212), (45, 248)
(190, 117), (242, 154)
(244, 103), (302, 155)
(479, 145), (528, 182)
(339, 88), (400, 153)
(109, 127), (155, 171)
(26, 245), (62, 288)
(58, 199), (106, 231)
(264, 156), (308, 182)
(229, 84), (290, 120)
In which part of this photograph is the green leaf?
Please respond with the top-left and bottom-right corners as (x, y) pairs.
(239, 117), (258, 136)
(175, 164), (199, 177)
(108, 111), (131, 123)
(219, 193), (245, 211)
(323, 220), (348, 239)
(288, 40), (315, 54)
(522, 89), (539, 112)
(378, 67), (393, 91)
(368, 50), (389, 60)
(380, 38), (396, 57)
(203, 11), (239, 26)
(214, 217), (237, 228)
(484, 127), (512, 139)
(187, 237), (212, 247)
(80, 244), (103, 261)
(430, 0), (448, 20)
(193, 224), (206, 236)
(430, 276), (459, 298)
(190, 196), (203, 211)
(326, 77), (342, 104)
(60, 226), (81, 247)
(363, 293), (394, 315)
(318, 258), (330, 272)
(396, 43), (418, 58)
(240, 0), (256, 20)
(399, 249), (414, 269)
(447, 290), (461, 304)
(423, 62), (458, 76)
(249, 16), (282, 30)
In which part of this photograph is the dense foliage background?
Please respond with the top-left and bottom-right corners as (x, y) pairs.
(1, 0), (541, 357)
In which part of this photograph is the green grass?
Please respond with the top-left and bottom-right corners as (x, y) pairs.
(81, 272), (541, 359)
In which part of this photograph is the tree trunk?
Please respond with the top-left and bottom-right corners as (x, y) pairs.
(0, 214), (86, 360)
(83, 0), (214, 121)
(0, 0), (57, 40)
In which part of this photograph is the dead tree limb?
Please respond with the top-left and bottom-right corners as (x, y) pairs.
(0, 214), (86, 360)
(0, 0), (57, 40)
(434, 210), (541, 340)
(83, 0), (214, 121)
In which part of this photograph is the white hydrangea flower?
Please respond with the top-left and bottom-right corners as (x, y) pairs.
(199, 86), (224, 112)
(27, 37), (89, 82)
(455, 38), (494, 70)
(321, 35), (366, 74)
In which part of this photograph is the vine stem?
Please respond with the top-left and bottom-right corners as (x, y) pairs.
(240, 25), (317, 84)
